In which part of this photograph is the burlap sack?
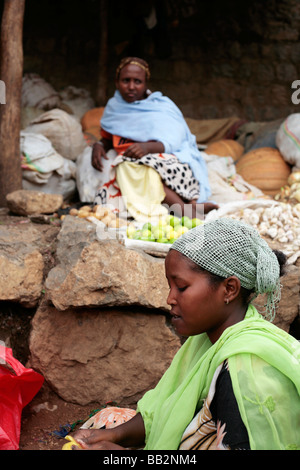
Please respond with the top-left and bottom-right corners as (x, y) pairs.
(25, 108), (87, 161)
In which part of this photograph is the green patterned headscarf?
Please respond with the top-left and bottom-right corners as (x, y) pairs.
(171, 218), (281, 321)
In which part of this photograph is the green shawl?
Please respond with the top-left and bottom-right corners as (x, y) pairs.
(136, 305), (300, 450)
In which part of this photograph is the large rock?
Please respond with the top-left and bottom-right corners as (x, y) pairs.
(0, 250), (43, 308)
(6, 189), (63, 216)
(29, 300), (181, 405)
(45, 216), (169, 311)
(275, 265), (300, 332)
(0, 223), (47, 307)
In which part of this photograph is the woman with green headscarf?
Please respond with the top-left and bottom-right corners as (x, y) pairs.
(73, 218), (300, 450)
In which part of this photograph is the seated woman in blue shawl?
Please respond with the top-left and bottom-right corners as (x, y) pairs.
(92, 57), (217, 220)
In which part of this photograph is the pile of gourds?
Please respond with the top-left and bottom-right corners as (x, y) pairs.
(205, 140), (293, 197)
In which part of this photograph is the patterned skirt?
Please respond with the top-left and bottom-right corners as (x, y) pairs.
(94, 152), (200, 207)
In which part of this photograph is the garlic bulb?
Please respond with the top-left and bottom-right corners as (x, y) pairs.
(226, 202), (300, 264)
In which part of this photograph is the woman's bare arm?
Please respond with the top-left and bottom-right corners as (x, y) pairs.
(91, 137), (113, 171)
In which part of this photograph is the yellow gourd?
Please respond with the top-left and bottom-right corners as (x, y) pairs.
(205, 139), (244, 161)
(81, 107), (105, 131)
(235, 147), (291, 196)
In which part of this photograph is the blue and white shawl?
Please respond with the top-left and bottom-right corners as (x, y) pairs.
(100, 90), (211, 203)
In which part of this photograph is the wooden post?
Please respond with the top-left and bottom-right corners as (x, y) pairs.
(96, 0), (109, 106)
(0, 0), (25, 206)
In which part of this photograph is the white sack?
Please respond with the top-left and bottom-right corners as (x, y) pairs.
(22, 73), (62, 110)
(276, 114), (300, 168)
(203, 152), (263, 204)
(59, 85), (95, 121)
(25, 108), (87, 161)
(20, 131), (76, 200)
(76, 147), (115, 202)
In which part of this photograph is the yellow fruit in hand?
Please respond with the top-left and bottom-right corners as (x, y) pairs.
(62, 435), (82, 450)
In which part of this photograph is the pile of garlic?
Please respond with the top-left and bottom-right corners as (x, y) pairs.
(275, 171), (300, 203)
(65, 204), (128, 229)
(229, 202), (300, 264)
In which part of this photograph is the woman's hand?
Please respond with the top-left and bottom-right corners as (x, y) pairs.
(72, 413), (145, 450)
(123, 141), (164, 159)
(123, 143), (148, 159)
(72, 428), (118, 450)
(91, 142), (109, 171)
(73, 440), (126, 451)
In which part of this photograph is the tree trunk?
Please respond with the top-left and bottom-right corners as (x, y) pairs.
(0, 0), (25, 206)
(96, 0), (109, 106)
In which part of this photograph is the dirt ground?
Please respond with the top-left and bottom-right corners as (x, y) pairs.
(19, 382), (124, 451)
(20, 384), (96, 450)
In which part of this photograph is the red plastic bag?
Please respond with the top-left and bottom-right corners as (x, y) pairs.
(0, 344), (44, 450)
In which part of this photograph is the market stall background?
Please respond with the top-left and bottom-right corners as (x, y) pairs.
(0, 0), (299, 120)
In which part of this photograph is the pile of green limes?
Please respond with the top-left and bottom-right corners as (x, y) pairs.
(126, 215), (203, 244)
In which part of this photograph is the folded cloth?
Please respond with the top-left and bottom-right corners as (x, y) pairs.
(80, 406), (136, 430)
(116, 161), (168, 222)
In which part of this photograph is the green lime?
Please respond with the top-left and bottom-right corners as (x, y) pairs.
(133, 230), (142, 239)
(169, 216), (181, 227)
(126, 225), (136, 238)
(151, 227), (165, 240)
(141, 229), (152, 238)
(192, 218), (203, 227)
(181, 216), (193, 229)
(156, 237), (169, 243)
